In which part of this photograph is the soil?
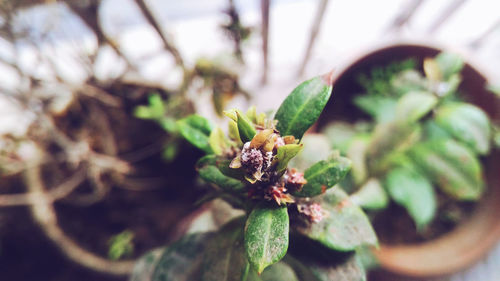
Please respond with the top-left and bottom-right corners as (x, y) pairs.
(371, 190), (476, 245)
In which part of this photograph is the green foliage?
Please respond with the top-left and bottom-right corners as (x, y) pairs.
(150, 233), (210, 281)
(409, 139), (484, 200)
(322, 52), (494, 230)
(245, 203), (289, 274)
(294, 188), (377, 251)
(350, 179), (388, 211)
(275, 75), (333, 139)
(134, 75), (377, 280)
(134, 94), (166, 119)
(435, 102), (491, 155)
(357, 58), (416, 97)
(177, 115), (214, 154)
(108, 230), (134, 260)
(385, 167), (436, 230)
(209, 127), (229, 155)
(275, 144), (303, 174)
(395, 91), (437, 123)
(434, 52), (464, 80)
(196, 155), (245, 193)
(236, 110), (257, 143)
(293, 154), (352, 198)
(201, 217), (253, 281)
(353, 95), (397, 123)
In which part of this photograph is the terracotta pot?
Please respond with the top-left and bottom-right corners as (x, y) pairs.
(317, 41), (500, 277)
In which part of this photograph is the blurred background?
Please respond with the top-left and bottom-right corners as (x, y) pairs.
(0, 0), (499, 280)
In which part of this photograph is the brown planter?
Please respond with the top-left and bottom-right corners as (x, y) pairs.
(317, 41), (500, 277)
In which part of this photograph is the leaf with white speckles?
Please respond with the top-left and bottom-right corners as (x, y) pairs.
(294, 188), (377, 251)
(244, 203), (289, 274)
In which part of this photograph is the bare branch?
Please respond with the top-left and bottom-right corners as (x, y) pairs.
(25, 164), (134, 275)
(260, 0), (270, 85)
(65, 0), (137, 72)
(297, 0), (329, 77)
(132, 0), (184, 67)
(426, 0), (467, 34)
(0, 166), (86, 207)
(384, 0), (425, 33)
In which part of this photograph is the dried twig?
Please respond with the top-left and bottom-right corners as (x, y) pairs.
(297, 0), (329, 77)
(260, 0), (270, 85)
(426, 0), (467, 34)
(132, 0), (184, 68)
(65, 0), (137, 72)
(384, 0), (425, 33)
(25, 164), (134, 276)
(0, 166), (86, 207)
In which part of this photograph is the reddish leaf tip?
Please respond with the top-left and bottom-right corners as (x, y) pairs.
(321, 69), (335, 86)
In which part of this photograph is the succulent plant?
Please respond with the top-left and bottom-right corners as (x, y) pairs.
(131, 72), (377, 281)
(323, 52), (495, 231)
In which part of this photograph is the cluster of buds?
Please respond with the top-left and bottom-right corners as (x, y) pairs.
(283, 168), (307, 192)
(229, 125), (308, 205)
(230, 128), (291, 182)
(297, 203), (327, 223)
(264, 182), (294, 205)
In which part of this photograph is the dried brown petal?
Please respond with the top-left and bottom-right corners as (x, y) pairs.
(297, 203), (327, 223)
(283, 135), (296, 144)
(229, 155), (242, 168)
(250, 129), (274, 149)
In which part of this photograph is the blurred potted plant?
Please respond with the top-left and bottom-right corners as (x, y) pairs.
(130, 72), (379, 281)
(316, 42), (500, 277)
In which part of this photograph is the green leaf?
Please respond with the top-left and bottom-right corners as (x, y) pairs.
(308, 255), (366, 281)
(409, 139), (484, 200)
(494, 124), (500, 149)
(163, 141), (180, 162)
(353, 95), (397, 123)
(488, 84), (500, 97)
(321, 122), (359, 154)
(201, 217), (255, 281)
(285, 246), (367, 281)
(294, 188), (377, 251)
(422, 120), (451, 140)
(288, 134), (332, 171)
(261, 262), (299, 281)
(245, 203), (289, 274)
(385, 167), (437, 229)
(390, 69), (427, 97)
(435, 52), (464, 80)
(159, 117), (178, 133)
(134, 94), (165, 120)
(216, 158), (246, 181)
(350, 178), (389, 211)
(293, 154), (352, 198)
(151, 233), (212, 281)
(209, 127), (228, 155)
(275, 144), (303, 174)
(177, 115), (214, 153)
(246, 106), (258, 123)
(275, 75), (333, 139)
(395, 91), (437, 123)
(197, 156), (245, 192)
(236, 110), (257, 143)
(435, 102), (491, 155)
(108, 230), (134, 260)
(346, 137), (369, 185)
(366, 122), (421, 173)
